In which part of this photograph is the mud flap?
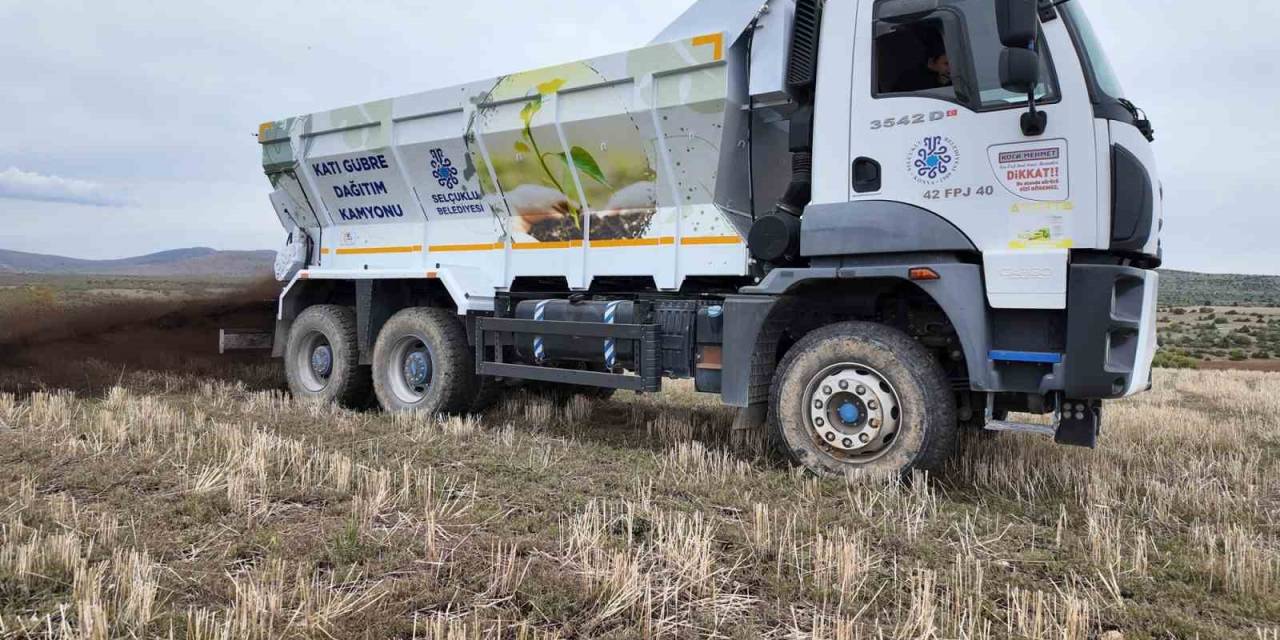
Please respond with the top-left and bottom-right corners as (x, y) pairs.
(1054, 399), (1101, 448)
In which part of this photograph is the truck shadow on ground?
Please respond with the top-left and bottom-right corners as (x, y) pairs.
(489, 387), (745, 450)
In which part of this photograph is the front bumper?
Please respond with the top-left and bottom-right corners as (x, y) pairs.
(1063, 265), (1159, 399)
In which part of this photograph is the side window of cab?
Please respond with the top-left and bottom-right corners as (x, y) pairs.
(871, 0), (1060, 112)
(875, 19), (958, 99)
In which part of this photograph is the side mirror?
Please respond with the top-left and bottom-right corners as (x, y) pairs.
(995, 0), (1039, 48)
(1001, 47), (1047, 136)
(996, 0), (1048, 136)
(999, 47), (1041, 94)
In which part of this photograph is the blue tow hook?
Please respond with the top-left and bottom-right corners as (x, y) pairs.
(838, 402), (860, 425)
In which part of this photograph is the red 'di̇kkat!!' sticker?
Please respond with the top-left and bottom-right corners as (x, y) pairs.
(988, 139), (1069, 201)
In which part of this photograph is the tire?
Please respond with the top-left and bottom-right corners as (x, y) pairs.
(285, 305), (371, 408)
(372, 307), (476, 414)
(769, 321), (957, 479)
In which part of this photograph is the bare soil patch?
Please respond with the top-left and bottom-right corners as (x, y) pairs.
(1200, 359), (1280, 372)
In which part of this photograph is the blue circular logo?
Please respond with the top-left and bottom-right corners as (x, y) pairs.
(909, 135), (958, 184)
(430, 148), (459, 190)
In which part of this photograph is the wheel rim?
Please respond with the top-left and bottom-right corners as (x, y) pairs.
(802, 362), (903, 464)
(388, 334), (433, 404)
(295, 331), (333, 393)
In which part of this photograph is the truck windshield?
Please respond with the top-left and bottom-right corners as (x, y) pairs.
(1058, 1), (1126, 99)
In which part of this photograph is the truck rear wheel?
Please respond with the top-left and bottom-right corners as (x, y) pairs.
(769, 321), (956, 479)
(285, 305), (371, 408)
(372, 307), (476, 415)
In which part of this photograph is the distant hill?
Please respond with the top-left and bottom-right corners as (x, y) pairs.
(0, 247), (273, 279)
(1159, 270), (1280, 307)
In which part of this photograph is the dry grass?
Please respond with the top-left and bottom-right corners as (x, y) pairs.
(0, 368), (1277, 638)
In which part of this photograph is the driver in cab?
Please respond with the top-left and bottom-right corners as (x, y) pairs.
(894, 34), (953, 92)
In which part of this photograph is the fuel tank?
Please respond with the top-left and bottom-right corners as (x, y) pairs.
(513, 299), (639, 369)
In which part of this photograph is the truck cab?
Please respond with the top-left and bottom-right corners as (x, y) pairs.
(736, 0), (1161, 451)
(256, 0), (1161, 479)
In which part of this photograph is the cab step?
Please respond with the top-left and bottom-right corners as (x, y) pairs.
(982, 393), (1101, 448)
(983, 419), (1056, 438)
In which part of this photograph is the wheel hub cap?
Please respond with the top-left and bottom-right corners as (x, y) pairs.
(310, 345), (333, 378)
(807, 365), (901, 457)
(837, 401), (860, 425)
(402, 350), (431, 387)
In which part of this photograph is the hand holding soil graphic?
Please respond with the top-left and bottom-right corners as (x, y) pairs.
(505, 184), (577, 235)
(590, 181), (657, 241)
(505, 181), (658, 242)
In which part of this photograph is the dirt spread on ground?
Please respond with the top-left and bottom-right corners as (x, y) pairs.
(0, 278), (280, 394)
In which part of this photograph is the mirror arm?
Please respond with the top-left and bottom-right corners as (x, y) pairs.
(1020, 40), (1047, 137)
(1021, 87), (1048, 136)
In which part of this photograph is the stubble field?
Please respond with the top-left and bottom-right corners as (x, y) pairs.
(1, 365), (1279, 638)
(0, 284), (1278, 638)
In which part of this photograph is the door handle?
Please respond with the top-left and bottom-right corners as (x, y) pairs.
(853, 157), (881, 193)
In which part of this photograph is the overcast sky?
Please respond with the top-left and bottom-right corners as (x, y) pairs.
(0, 0), (1274, 274)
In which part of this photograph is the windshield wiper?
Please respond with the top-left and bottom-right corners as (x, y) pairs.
(1118, 98), (1155, 142)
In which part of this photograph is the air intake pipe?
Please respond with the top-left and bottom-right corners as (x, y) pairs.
(748, 153), (808, 263)
(749, 0), (823, 265)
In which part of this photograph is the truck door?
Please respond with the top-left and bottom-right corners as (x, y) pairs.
(845, 0), (1100, 309)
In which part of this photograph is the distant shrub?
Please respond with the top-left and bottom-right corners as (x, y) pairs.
(1228, 334), (1254, 347)
(1229, 350), (1247, 361)
(1253, 352), (1272, 360)
(1153, 350), (1200, 369)
(1172, 308), (1188, 315)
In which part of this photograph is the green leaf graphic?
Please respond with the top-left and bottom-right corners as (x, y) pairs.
(569, 146), (610, 187)
(549, 149), (611, 189)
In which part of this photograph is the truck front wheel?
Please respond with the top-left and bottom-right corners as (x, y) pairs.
(769, 321), (956, 479)
(372, 307), (476, 415)
(285, 305), (371, 407)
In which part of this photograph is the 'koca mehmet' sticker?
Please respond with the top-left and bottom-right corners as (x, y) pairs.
(988, 139), (1069, 201)
(908, 135), (959, 185)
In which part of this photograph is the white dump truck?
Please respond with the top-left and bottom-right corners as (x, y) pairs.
(250, 0), (1161, 477)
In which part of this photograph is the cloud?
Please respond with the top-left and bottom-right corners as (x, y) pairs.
(0, 167), (127, 207)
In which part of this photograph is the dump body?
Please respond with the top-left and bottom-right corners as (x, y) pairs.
(259, 31), (790, 307)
